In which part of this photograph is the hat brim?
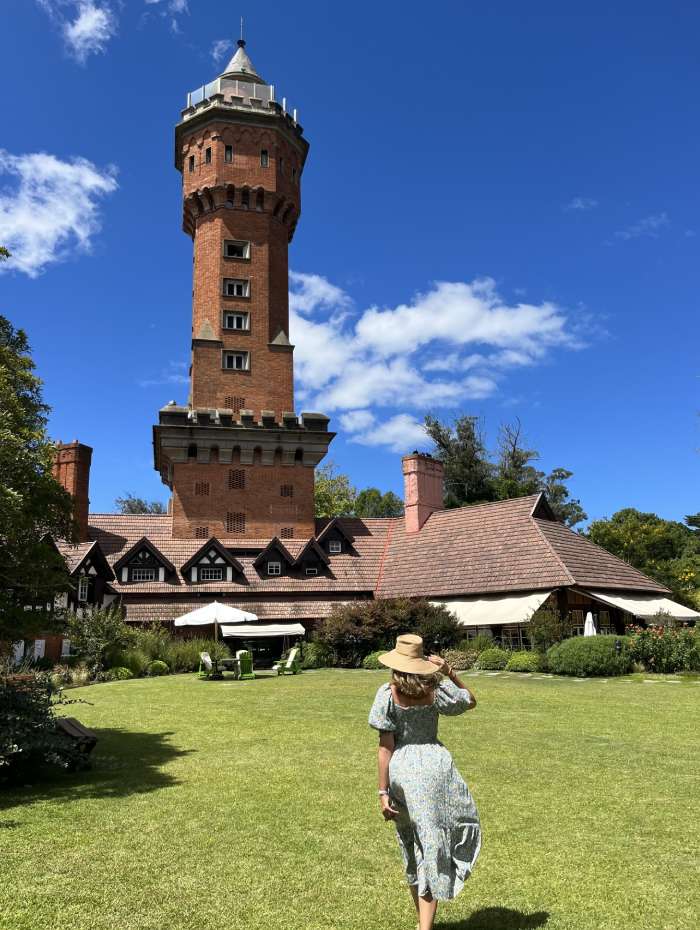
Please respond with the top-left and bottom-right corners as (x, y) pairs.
(378, 650), (438, 675)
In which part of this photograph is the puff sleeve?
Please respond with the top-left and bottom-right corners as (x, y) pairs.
(435, 677), (474, 716)
(368, 684), (396, 732)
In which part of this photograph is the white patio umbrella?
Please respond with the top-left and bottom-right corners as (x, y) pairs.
(173, 601), (258, 640)
(583, 611), (597, 637)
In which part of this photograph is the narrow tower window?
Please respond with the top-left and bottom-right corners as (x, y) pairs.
(188, 155), (195, 173)
(224, 145), (233, 163)
(222, 351), (249, 371)
(260, 149), (269, 167)
(241, 189), (250, 208)
(223, 278), (250, 298)
(205, 147), (212, 164)
(223, 311), (249, 331)
(223, 240), (250, 259)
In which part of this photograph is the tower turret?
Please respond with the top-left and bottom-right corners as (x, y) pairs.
(153, 39), (333, 540)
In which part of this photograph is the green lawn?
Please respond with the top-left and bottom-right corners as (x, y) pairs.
(1, 669), (698, 930)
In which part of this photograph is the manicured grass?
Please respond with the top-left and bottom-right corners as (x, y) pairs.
(1, 669), (698, 930)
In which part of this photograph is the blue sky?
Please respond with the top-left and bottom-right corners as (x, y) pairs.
(1, 1), (698, 522)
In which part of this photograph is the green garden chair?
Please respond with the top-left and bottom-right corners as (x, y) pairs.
(273, 646), (301, 675)
(236, 649), (255, 680)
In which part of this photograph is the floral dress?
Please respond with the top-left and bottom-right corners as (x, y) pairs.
(368, 679), (481, 901)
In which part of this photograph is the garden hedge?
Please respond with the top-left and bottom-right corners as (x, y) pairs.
(547, 635), (632, 677)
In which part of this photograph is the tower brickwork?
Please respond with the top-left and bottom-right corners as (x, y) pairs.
(153, 40), (332, 539)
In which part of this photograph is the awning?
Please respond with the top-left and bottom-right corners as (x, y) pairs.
(430, 590), (553, 628)
(583, 591), (700, 621)
(220, 622), (306, 638)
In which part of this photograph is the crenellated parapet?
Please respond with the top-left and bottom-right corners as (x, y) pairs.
(182, 184), (298, 240)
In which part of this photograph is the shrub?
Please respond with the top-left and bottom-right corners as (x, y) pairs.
(119, 649), (150, 677)
(547, 635), (632, 677)
(466, 633), (494, 655)
(166, 638), (217, 673)
(0, 673), (83, 783)
(362, 650), (385, 670)
(67, 607), (136, 674)
(134, 624), (172, 663)
(300, 640), (333, 669)
(147, 660), (170, 676)
(442, 648), (477, 671)
(506, 651), (540, 673)
(528, 607), (571, 653)
(476, 647), (510, 670)
(627, 623), (697, 673)
(314, 598), (462, 667)
(104, 666), (134, 681)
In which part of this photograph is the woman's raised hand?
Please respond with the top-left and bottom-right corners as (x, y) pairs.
(427, 654), (449, 673)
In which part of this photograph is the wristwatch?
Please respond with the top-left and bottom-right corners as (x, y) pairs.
(378, 789), (390, 796)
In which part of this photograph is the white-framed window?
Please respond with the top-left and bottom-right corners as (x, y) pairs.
(131, 567), (156, 582)
(267, 561), (282, 576)
(222, 311), (249, 331)
(200, 567), (224, 582)
(33, 639), (46, 660)
(223, 351), (250, 371)
(328, 539), (342, 554)
(223, 240), (250, 259)
(305, 567), (318, 577)
(77, 575), (89, 602)
(223, 278), (250, 298)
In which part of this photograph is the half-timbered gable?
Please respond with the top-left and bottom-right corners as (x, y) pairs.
(113, 537), (176, 584)
(180, 539), (244, 584)
(316, 517), (355, 556)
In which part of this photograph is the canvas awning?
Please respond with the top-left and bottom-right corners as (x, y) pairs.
(430, 590), (553, 628)
(583, 591), (700, 621)
(220, 622), (306, 638)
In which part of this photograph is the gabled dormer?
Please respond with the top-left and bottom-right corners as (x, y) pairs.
(293, 538), (330, 578)
(316, 518), (354, 556)
(114, 537), (175, 584)
(253, 537), (295, 578)
(71, 542), (115, 604)
(181, 538), (244, 584)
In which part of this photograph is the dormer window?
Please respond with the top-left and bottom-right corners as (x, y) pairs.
(131, 568), (156, 582)
(181, 539), (243, 584)
(200, 567), (223, 582)
(267, 561), (282, 576)
(77, 576), (89, 601)
(305, 567), (318, 577)
(328, 540), (342, 554)
(115, 537), (173, 584)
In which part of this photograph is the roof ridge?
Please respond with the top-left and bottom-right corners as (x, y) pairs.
(530, 516), (575, 586)
(425, 494), (543, 519)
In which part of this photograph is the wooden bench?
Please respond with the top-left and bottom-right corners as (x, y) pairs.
(56, 717), (98, 767)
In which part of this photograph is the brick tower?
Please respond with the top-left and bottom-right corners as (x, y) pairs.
(153, 39), (333, 540)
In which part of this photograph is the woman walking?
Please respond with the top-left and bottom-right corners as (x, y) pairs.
(368, 633), (481, 930)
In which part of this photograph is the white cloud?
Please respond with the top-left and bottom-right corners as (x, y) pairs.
(211, 38), (231, 64)
(0, 150), (118, 277)
(138, 360), (188, 389)
(142, 0), (189, 33)
(288, 271), (582, 451)
(565, 197), (598, 211)
(614, 212), (669, 241)
(37, 1), (117, 63)
(350, 414), (430, 454)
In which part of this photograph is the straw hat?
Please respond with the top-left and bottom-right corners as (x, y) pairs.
(378, 634), (438, 675)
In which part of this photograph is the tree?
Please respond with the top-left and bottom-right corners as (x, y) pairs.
(114, 494), (166, 515)
(354, 487), (404, 517)
(0, 312), (76, 653)
(424, 414), (495, 507)
(66, 606), (136, 673)
(586, 509), (700, 607)
(314, 463), (356, 517)
(425, 414), (586, 525)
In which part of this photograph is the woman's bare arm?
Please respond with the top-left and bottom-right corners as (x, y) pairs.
(377, 731), (399, 819)
(428, 654), (477, 709)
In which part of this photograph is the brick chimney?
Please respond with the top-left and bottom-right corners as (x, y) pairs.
(53, 440), (92, 542)
(402, 452), (444, 534)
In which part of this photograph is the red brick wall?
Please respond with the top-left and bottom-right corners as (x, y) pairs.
(171, 456), (315, 539)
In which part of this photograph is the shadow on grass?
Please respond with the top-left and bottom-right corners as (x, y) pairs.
(440, 908), (549, 930)
(1, 727), (193, 808)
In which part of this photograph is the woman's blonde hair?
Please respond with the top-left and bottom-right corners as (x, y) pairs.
(391, 669), (442, 698)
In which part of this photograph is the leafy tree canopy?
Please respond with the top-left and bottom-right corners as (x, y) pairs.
(424, 414), (587, 527)
(586, 509), (700, 608)
(314, 463), (356, 517)
(354, 487), (404, 518)
(0, 309), (76, 650)
(114, 494), (166, 515)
